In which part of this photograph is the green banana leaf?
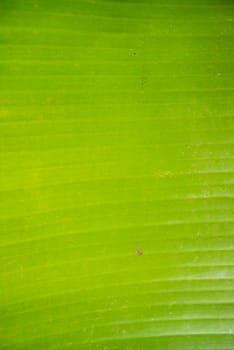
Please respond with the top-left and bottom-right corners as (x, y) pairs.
(0, 0), (233, 349)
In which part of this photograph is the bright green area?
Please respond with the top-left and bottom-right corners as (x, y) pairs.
(0, 0), (234, 349)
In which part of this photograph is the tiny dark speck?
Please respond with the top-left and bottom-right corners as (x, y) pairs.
(136, 249), (143, 256)
(133, 52), (136, 55)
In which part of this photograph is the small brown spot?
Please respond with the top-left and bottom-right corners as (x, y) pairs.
(38, 114), (44, 121)
(136, 249), (143, 256)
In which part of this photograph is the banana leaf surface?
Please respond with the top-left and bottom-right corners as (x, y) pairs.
(0, 0), (234, 349)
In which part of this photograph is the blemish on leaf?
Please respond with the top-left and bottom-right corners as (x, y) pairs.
(136, 249), (143, 256)
(38, 114), (44, 121)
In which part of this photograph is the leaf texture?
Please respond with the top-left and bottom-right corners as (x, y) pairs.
(0, 0), (234, 349)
